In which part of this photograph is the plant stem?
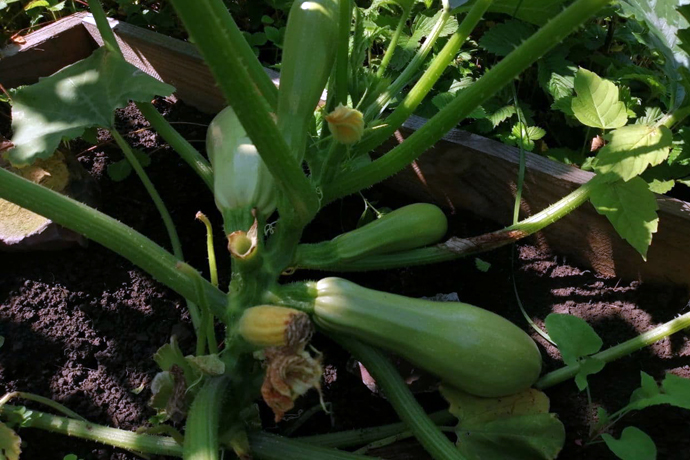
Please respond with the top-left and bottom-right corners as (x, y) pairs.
(335, 0), (353, 106)
(136, 102), (214, 191)
(0, 168), (226, 318)
(86, 0), (122, 58)
(183, 377), (229, 460)
(356, 0), (492, 154)
(249, 432), (386, 459)
(111, 130), (183, 258)
(376, 3), (412, 78)
(0, 392), (86, 422)
(0, 404), (183, 457)
(535, 310), (690, 389)
(364, 9), (452, 121)
(328, 0), (611, 201)
(196, 212), (219, 288)
(168, 0), (318, 224)
(88, 0), (215, 192)
(297, 178), (599, 271)
(297, 411), (454, 448)
(337, 338), (465, 460)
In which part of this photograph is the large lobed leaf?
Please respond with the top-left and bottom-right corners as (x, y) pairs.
(8, 47), (174, 166)
(442, 386), (565, 460)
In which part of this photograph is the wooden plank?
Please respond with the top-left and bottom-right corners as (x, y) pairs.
(80, 16), (280, 114)
(0, 13), (96, 89)
(6, 13), (690, 286)
(387, 117), (690, 285)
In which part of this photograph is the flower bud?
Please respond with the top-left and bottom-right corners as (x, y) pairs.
(239, 306), (314, 349)
(325, 104), (364, 144)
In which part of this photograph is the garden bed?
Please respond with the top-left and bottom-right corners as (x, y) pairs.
(1, 12), (690, 460)
(0, 99), (689, 460)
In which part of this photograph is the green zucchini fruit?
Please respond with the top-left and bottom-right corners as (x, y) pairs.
(206, 106), (277, 217)
(312, 278), (542, 397)
(277, 0), (339, 160)
(295, 203), (448, 266)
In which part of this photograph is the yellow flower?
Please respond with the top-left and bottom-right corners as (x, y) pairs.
(325, 104), (364, 144)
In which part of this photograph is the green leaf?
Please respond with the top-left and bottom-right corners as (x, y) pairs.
(590, 177), (659, 260)
(594, 125), (673, 182)
(479, 19), (536, 57)
(474, 258), (491, 272)
(628, 372), (690, 411)
(442, 387), (564, 460)
(574, 357), (605, 391)
(619, 0), (690, 107)
(544, 313), (603, 366)
(454, 0), (568, 26)
(8, 47), (174, 166)
(602, 427), (657, 460)
(544, 147), (585, 166)
(571, 68), (628, 129)
(0, 422), (21, 460)
(538, 51), (577, 103)
(24, 0), (49, 10)
(107, 149), (150, 182)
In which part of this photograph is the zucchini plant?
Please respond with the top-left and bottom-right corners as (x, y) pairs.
(1, 0), (690, 459)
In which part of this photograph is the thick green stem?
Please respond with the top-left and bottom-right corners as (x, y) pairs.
(0, 404), (183, 457)
(536, 310), (690, 389)
(376, 3), (412, 78)
(169, 0), (318, 224)
(183, 377), (229, 460)
(297, 178), (598, 271)
(338, 338), (465, 460)
(136, 102), (214, 190)
(0, 168), (226, 318)
(329, 0), (611, 201)
(364, 9), (451, 121)
(335, 0), (353, 106)
(297, 411), (454, 448)
(249, 432), (384, 460)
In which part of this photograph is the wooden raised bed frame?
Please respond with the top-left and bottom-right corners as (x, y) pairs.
(2, 12), (690, 287)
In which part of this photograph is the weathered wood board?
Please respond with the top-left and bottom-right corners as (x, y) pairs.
(2, 13), (690, 286)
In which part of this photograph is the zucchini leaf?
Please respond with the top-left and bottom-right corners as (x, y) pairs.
(7, 47), (174, 166)
(441, 386), (565, 460)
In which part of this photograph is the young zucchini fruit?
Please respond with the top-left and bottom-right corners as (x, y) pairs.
(294, 203), (448, 267)
(206, 106), (277, 217)
(277, 0), (339, 160)
(311, 278), (542, 398)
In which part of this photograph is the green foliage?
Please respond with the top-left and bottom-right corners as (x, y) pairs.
(479, 19), (536, 57)
(107, 148), (151, 181)
(544, 313), (605, 390)
(590, 177), (659, 260)
(442, 386), (565, 460)
(453, 0), (569, 26)
(571, 68), (628, 130)
(8, 47), (173, 165)
(0, 422), (20, 460)
(602, 427), (657, 460)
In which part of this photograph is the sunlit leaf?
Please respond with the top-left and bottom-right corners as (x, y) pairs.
(0, 422), (21, 460)
(594, 125), (673, 182)
(8, 47), (174, 166)
(590, 177), (659, 260)
(571, 68), (627, 129)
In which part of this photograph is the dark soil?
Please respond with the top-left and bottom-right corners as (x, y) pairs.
(1, 100), (689, 460)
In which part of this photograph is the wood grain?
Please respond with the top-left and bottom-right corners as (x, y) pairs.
(0, 13), (96, 89)
(4, 13), (690, 286)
